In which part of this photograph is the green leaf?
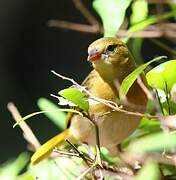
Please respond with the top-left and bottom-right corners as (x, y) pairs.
(119, 56), (166, 100)
(161, 164), (176, 177)
(130, 0), (148, 24)
(59, 88), (89, 111)
(93, 0), (132, 37)
(0, 153), (29, 180)
(136, 160), (160, 180)
(146, 60), (176, 91)
(18, 173), (34, 180)
(37, 98), (66, 130)
(129, 0), (148, 61)
(29, 157), (83, 180)
(128, 132), (176, 154)
(129, 10), (176, 33)
(139, 117), (160, 133)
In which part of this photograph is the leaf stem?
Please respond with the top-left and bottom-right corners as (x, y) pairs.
(65, 139), (90, 166)
(164, 81), (171, 115)
(155, 89), (164, 115)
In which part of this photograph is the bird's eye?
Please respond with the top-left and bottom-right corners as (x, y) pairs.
(106, 44), (117, 52)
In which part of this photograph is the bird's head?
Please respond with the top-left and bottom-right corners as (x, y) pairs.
(88, 37), (131, 65)
(87, 37), (135, 83)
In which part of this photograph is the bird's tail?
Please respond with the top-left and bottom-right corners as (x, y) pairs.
(31, 129), (70, 165)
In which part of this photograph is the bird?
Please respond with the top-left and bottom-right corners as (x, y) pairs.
(31, 37), (147, 165)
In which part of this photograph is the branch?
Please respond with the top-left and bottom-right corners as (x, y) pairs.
(51, 70), (155, 118)
(122, 152), (176, 167)
(7, 102), (41, 151)
(48, 20), (101, 33)
(66, 139), (91, 166)
(72, 0), (99, 26)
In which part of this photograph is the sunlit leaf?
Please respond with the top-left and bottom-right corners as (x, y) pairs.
(139, 117), (160, 133)
(37, 98), (67, 130)
(130, 0), (148, 24)
(0, 153), (29, 180)
(31, 129), (69, 165)
(93, 0), (132, 37)
(129, 0), (148, 62)
(146, 60), (176, 91)
(128, 132), (176, 154)
(129, 10), (176, 33)
(119, 56), (166, 100)
(29, 157), (82, 180)
(136, 160), (160, 180)
(59, 88), (89, 111)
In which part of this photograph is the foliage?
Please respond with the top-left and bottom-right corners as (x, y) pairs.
(93, 0), (132, 37)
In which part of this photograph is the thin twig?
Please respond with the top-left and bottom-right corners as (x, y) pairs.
(72, 0), (99, 26)
(7, 102), (41, 151)
(76, 163), (95, 180)
(48, 18), (176, 38)
(51, 70), (157, 119)
(164, 81), (171, 115)
(66, 139), (91, 166)
(122, 152), (176, 167)
(48, 20), (101, 33)
(51, 71), (176, 131)
(53, 148), (80, 157)
(155, 89), (165, 115)
(137, 77), (154, 100)
(54, 147), (93, 163)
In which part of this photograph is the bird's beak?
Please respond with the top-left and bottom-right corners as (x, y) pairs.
(87, 48), (101, 62)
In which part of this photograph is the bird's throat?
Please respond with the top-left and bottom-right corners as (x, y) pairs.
(93, 58), (136, 96)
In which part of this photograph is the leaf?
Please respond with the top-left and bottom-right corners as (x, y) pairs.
(130, 0), (148, 24)
(128, 132), (176, 154)
(136, 160), (160, 180)
(13, 109), (83, 128)
(161, 164), (176, 177)
(146, 60), (176, 91)
(119, 56), (166, 100)
(139, 117), (160, 133)
(93, 0), (132, 37)
(56, 96), (77, 107)
(29, 157), (82, 180)
(129, 10), (176, 33)
(59, 88), (89, 111)
(0, 153), (29, 180)
(37, 98), (67, 130)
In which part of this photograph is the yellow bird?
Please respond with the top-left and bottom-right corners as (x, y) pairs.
(31, 37), (147, 165)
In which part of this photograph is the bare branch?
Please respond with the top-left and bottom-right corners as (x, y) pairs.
(53, 148), (80, 157)
(48, 20), (101, 33)
(122, 152), (176, 167)
(7, 102), (41, 151)
(51, 70), (156, 118)
(72, 0), (99, 26)
(66, 139), (91, 166)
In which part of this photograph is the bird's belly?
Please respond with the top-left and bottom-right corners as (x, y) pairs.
(69, 111), (140, 149)
(99, 111), (140, 148)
